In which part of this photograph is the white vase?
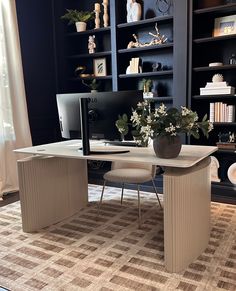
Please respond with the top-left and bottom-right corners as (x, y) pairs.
(75, 22), (87, 32)
(127, 0), (141, 23)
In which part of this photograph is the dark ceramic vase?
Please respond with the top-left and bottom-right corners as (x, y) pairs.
(153, 135), (182, 158)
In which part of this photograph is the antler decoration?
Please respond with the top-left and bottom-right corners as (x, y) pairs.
(127, 23), (168, 48)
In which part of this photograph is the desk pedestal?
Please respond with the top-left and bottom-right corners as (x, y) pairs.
(164, 157), (211, 272)
(17, 156), (88, 232)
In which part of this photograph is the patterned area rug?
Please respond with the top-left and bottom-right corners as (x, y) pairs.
(0, 184), (236, 291)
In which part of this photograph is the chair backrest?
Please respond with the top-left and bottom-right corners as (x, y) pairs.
(111, 161), (157, 178)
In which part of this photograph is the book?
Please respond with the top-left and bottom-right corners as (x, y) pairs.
(200, 87), (235, 95)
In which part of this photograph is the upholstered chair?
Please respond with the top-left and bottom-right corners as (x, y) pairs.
(98, 161), (162, 227)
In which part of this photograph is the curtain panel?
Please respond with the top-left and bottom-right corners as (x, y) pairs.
(0, 0), (32, 197)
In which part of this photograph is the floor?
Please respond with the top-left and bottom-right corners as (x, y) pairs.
(0, 192), (19, 207)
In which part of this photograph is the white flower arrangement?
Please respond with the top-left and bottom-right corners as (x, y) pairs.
(116, 101), (213, 146)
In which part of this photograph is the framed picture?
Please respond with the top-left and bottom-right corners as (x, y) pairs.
(214, 15), (236, 37)
(93, 58), (107, 76)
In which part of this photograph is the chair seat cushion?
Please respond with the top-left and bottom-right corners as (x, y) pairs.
(104, 168), (153, 183)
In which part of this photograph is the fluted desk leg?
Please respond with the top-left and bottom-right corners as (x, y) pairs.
(17, 156), (88, 232)
(164, 157), (211, 273)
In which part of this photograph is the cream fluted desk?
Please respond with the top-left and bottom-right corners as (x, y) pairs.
(14, 140), (217, 273)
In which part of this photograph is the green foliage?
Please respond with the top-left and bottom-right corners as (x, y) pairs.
(61, 9), (94, 25)
(140, 78), (153, 92)
(115, 100), (213, 146)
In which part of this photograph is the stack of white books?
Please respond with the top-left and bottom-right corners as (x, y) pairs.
(209, 102), (235, 122)
(200, 81), (235, 95)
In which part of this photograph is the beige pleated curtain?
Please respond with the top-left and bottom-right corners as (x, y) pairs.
(0, 0), (32, 197)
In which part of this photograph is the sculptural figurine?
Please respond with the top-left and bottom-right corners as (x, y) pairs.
(88, 35), (96, 54)
(126, 0), (141, 23)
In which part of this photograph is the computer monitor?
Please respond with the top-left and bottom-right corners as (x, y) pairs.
(56, 90), (143, 141)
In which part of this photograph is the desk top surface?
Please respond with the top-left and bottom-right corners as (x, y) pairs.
(15, 140), (217, 168)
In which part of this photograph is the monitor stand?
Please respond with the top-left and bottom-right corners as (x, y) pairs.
(79, 98), (130, 155)
(78, 147), (130, 155)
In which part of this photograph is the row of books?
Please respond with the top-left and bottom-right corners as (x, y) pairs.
(209, 102), (235, 122)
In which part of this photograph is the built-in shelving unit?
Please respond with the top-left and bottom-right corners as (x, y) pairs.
(189, 0), (236, 201)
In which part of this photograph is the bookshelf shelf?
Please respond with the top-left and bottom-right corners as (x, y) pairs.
(192, 94), (236, 99)
(193, 34), (236, 44)
(117, 15), (173, 28)
(119, 70), (173, 78)
(193, 64), (236, 72)
(194, 3), (236, 15)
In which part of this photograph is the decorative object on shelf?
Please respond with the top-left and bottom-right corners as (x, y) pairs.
(115, 101), (213, 158)
(200, 74), (235, 95)
(126, 0), (142, 23)
(126, 57), (141, 74)
(74, 65), (86, 75)
(141, 78), (153, 98)
(127, 24), (167, 48)
(61, 9), (94, 32)
(102, 0), (109, 27)
(152, 62), (162, 71)
(213, 15), (236, 37)
(217, 132), (236, 148)
(94, 3), (101, 29)
(229, 53), (236, 64)
(93, 58), (107, 76)
(82, 78), (101, 92)
(88, 35), (96, 54)
(212, 73), (223, 82)
(227, 163), (236, 185)
(156, 0), (171, 15)
(210, 156), (220, 182)
(209, 62), (223, 67)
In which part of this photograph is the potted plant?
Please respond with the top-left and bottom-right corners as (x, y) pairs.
(116, 100), (213, 158)
(61, 9), (94, 32)
(82, 78), (100, 92)
(141, 78), (153, 97)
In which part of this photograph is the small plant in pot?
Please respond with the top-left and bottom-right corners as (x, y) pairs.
(61, 9), (94, 32)
(82, 79), (100, 92)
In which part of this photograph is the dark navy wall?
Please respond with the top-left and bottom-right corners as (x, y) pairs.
(15, 0), (61, 145)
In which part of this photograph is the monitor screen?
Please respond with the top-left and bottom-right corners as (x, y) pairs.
(56, 90), (143, 141)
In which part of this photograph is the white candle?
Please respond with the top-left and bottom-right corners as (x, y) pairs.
(95, 3), (101, 11)
(103, 0), (108, 4)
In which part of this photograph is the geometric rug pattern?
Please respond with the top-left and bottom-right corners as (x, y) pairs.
(0, 184), (236, 291)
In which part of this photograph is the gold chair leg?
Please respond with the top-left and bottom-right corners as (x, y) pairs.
(121, 183), (124, 204)
(152, 178), (162, 209)
(137, 184), (141, 227)
(98, 180), (106, 215)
